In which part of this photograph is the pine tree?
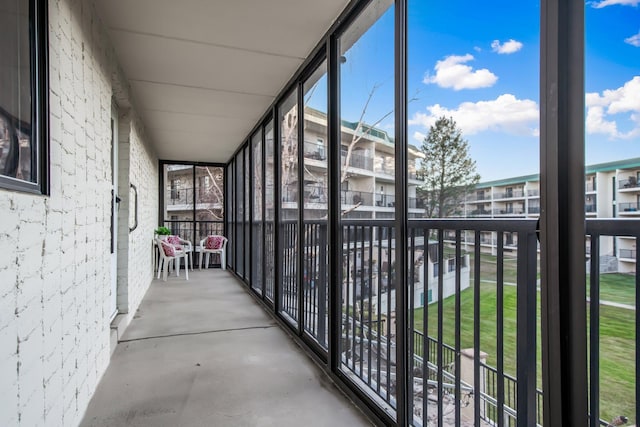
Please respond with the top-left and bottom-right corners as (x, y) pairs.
(418, 116), (480, 217)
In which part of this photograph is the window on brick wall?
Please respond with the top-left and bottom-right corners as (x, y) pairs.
(0, 0), (49, 194)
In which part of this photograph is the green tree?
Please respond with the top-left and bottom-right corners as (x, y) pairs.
(418, 116), (480, 217)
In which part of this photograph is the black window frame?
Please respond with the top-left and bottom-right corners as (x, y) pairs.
(0, 0), (49, 195)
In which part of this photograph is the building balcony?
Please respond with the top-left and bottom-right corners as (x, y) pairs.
(341, 151), (374, 171)
(619, 178), (640, 190)
(493, 190), (525, 200)
(619, 249), (637, 260)
(619, 202), (640, 214)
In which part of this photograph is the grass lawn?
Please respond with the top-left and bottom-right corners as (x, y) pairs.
(413, 283), (637, 424)
(587, 273), (637, 306)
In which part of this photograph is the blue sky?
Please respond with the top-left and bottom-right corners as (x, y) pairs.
(336, 0), (640, 181)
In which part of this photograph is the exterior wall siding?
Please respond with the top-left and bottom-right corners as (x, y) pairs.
(0, 0), (158, 426)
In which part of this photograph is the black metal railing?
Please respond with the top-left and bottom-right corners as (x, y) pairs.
(619, 248), (636, 259)
(586, 203), (597, 213)
(618, 178), (639, 190)
(228, 215), (640, 427)
(406, 220), (539, 426)
(528, 206), (540, 214)
(302, 221), (329, 348)
(585, 219), (639, 426)
(280, 220), (298, 325)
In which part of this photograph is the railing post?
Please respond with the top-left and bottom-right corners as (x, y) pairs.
(516, 231), (538, 427)
(317, 223), (327, 347)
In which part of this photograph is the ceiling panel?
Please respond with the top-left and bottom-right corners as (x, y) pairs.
(96, 0), (350, 58)
(94, 0), (350, 162)
(131, 81), (273, 119)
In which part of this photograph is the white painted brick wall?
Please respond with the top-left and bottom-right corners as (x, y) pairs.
(0, 0), (158, 425)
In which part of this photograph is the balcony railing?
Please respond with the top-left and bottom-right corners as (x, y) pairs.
(341, 150), (374, 171)
(619, 202), (640, 212)
(493, 208), (525, 215)
(618, 178), (639, 190)
(494, 190), (525, 199)
(527, 189), (540, 197)
(586, 182), (596, 192)
(341, 189), (374, 206)
(585, 203), (597, 213)
(228, 216), (640, 426)
(303, 141), (327, 161)
(619, 249), (637, 259)
(528, 206), (540, 214)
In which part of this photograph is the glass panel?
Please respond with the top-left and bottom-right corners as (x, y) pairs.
(585, 3), (639, 425)
(264, 120), (276, 302)
(235, 151), (244, 278)
(244, 146), (250, 281)
(251, 130), (263, 294)
(338, 0), (395, 411)
(163, 164), (195, 241)
(302, 60), (328, 349)
(407, 1), (541, 425)
(195, 166), (224, 265)
(0, 0), (34, 183)
(279, 89), (299, 326)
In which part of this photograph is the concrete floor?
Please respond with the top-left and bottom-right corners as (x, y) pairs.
(81, 269), (372, 427)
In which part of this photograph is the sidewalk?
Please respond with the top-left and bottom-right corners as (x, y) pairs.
(80, 269), (371, 427)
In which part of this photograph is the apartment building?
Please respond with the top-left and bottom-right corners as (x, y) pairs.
(461, 157), (640, 272)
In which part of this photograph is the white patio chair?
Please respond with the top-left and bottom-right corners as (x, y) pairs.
(199, 235), (228, 270)
(156, 238), (189, 281)
(167, 235), (194, 270)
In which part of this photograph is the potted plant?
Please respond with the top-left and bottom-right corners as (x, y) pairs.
(154, 226), (171, 240)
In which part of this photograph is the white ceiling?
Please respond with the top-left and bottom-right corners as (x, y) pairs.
(94, 0), (351, 163)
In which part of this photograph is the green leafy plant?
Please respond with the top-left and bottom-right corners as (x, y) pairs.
(154, 226), (171, 235)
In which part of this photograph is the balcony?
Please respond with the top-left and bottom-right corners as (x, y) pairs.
(585, 203), (597, 213)
(303, 140), (327, 162)
(341, 150), (374, 171)
(493, 208), (525, 216)
(341, 189), (374, 206)
(493, 190), (525, 199)
(619, 249), (636, 259)
(619, 178), (640, 190)
(619, 202), (640, 213)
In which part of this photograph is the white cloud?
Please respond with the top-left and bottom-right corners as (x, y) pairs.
(491, 39), (523, 54)
(586, 76), (640, 138)
(424, 54), (498, 90)
(625, 30), (640, 47)
(409, 94), (539, 137)
(590, 0), (640, 8)
(413, 131), (427, 142)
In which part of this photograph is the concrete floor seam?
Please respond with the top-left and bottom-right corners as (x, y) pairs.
(119, 324), (277, 343)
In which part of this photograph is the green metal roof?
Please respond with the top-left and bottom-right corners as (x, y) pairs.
(475, 157), (640, 188)
(585, 157), (640, 173)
